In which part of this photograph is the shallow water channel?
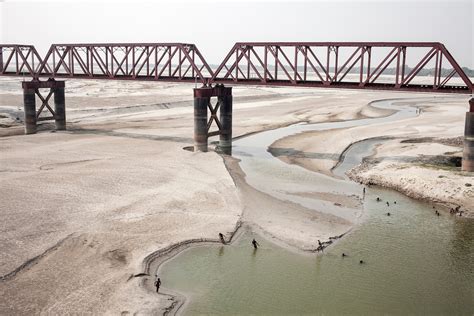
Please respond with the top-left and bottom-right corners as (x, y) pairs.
(160, 98), (474, 315)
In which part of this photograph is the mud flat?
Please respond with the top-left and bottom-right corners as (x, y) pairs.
(270, 96), (474, 217)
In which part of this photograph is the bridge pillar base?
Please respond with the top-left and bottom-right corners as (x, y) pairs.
(194, 93), (209, 152)
(193, 85), (233, 154)
(462, 98), (474, 172)
(21, 79), (66, 135)
(23, 87), (37, 134)
(54, 86), (66, 130)
(218, 88), (233, 155)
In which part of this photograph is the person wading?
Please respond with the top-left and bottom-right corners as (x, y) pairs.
(154, 277), (161, 293)
(252, 239), (260, 249)
(219, 233), (226, 244)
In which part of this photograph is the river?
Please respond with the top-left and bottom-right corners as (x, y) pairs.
(158, 97), (474, 315)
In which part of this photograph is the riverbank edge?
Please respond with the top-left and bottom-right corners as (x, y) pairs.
(346, 163), (473, 218)
(138, 218), (243, 315)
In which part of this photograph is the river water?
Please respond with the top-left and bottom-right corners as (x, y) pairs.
(159, 97), (474, 315)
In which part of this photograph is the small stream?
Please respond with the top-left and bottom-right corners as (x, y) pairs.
(231, 99), (417, 223)
(159, 97), (474, 315)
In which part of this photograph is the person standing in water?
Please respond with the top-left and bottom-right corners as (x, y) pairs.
(154, 277), (161, 293)
(219, 233), (226, 244)
(252, 239), (260, 249)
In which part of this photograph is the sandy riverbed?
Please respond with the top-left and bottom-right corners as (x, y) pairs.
(269, 96), (474, 217)
(0, 77), (472, 314)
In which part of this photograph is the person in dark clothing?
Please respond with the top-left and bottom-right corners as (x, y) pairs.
(386, 201), (390, 206)
(252, 239), (260, 249)
(219, 233), (226, 244)
(376, 197), (381, 202)
(154, 277), (161, 293)
(342, 253), (347, 257)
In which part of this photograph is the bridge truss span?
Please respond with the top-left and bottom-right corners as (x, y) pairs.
(36, 43), (212, 84)
(0, 45), (44, 77)
(211, 42), (473, 94)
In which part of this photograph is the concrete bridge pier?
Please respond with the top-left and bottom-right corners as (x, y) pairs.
(193, 91), (209, 152)
(23, 86), (37, 134)
(462, 98), (474, 172)
(217, 86), (233, 155)
(193, 84), (233, 154)
(54, 85), (66, 130)
(21, 79), (66, 134)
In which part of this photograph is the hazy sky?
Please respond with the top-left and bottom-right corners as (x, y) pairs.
(1, 0), (473, 67)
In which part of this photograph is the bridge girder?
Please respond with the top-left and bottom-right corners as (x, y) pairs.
(0, 42), (472, 94)
(211, 42), (473, 94)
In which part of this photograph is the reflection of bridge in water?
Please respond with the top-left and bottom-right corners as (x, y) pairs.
(0, 42), (473, 170)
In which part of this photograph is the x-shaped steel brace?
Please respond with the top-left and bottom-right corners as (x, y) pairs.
(35, 88), (56, 118)
(207, 98), (222, 133)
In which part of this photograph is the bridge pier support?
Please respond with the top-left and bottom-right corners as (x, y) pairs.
(23, 87), (37, 134)
(462, 98), (474, 172)
(194, 92), (209, 152)
(54, 86), (66, 130)
(21, 79), (66, 134)
(193, 84), (233, 154)
(217, 86), (233, 155)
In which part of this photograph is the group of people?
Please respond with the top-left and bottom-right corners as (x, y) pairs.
(152, 235), (260, 295)
(219, 232), (260, 250)
(449, 206), (464, 216)
(376, 197), (397, 206)
(375, 197), (396, 216)
(341, 253), (364, 264)
(376, 195), (466, 218)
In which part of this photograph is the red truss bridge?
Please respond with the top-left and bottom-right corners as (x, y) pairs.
(212, 42), (472, 94)
(0, 42), (472, 93)
(0, 43), (213, 84)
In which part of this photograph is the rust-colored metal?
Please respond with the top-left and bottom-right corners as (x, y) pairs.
(36, 43), (212, 85)
(1, 42), (472, 94)
(0, 45), (43, 78)
(211, 42), (473, 94)
(22, 79), (65, 89)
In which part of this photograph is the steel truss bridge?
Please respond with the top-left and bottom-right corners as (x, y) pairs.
(0, 42), (472, 94)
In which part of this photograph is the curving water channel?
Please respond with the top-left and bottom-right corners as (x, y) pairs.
(159, 97), (474, 315)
